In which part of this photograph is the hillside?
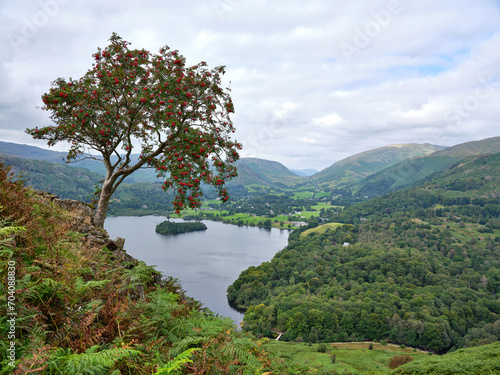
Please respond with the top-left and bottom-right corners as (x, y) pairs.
(230, 157), (306, 189)
(0, 140), (68, 163)
(424, 152), (500, 200)
(228, 154), (500, 353)
(0, 141), (158, 183)
(290, 168), (318, 177)
(355, 136), (500, 197)
(0, 142), (307, 190)
(0, 154), (102, 202)
(312, 143), (444, 187)
(434, 136), (500, 158)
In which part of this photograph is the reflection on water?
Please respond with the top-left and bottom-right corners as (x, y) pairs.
(104, 216), (290, 326)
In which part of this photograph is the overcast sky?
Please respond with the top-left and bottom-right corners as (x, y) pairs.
(1, 0), (499, 171)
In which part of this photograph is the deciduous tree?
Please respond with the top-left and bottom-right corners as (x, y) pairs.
(27, 33), (241, 227)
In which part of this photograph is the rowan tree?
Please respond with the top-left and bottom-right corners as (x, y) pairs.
(26, 33), (241, 228)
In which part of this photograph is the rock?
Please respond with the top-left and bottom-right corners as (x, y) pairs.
(33, 190), (158, 291)
(105, 237), (125, 251)
(129, 284), (146, 301)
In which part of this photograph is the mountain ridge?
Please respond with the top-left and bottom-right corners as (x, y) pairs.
(311, 143), (446, 186)
(2, 137), (499, 194)
(354, 136), (500, 197)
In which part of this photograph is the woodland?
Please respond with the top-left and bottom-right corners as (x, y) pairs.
(228, 153), (500, 353)
(155, 220), (207, 235)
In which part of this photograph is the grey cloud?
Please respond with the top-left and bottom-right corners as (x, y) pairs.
(0, 0), (499, 170)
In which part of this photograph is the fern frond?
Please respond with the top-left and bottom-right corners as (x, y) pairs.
(75, 277), (110, 296)
(0, 224), (26, 237)
(51, 346), (141, 375)
(172, 336), (208, 356)
(222, 342), (260, 368)
(0, 223), (25, 259)
(121, 261), (157, 285)
(154, 348), (199, 375)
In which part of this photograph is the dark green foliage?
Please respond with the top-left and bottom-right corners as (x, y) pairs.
(155, 220), (207, 235)
(228, 156), (500, 352)
(317, 343), (327, 353)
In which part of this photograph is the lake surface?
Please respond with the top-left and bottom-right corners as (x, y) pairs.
(104, 216), (290, 327)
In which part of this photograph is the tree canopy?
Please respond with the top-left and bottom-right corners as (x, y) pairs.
(27, 33), (241, 227)
(155, 220), (207, 235)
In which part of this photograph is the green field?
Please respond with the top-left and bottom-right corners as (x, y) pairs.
(265, 341), (429, 374)
(291, 190), (328, 199)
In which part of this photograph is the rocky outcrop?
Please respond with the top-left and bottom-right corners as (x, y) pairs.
(33, 190), (160, 298)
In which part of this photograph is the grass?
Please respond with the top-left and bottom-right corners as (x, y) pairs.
(301, 223), (344, 237)
(265, 341), (430, 374)
(200, 199), (222, 207)
(292, 191), (316, 199)
(300, 211), (321, 219)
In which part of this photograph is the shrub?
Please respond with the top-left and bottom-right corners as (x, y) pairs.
(388, 354), (414, 369)
(369, 342), (373, 350)
(331, 354), (336, 364)
(317, 343), (327, 353)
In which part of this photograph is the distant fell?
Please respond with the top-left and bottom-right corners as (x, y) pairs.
(0, 153), (102, 201)
(0, 140), (67, 162)
(432, 136), (500, 157)
(231, 157), (305, 188)
(0, 140), (157, 182)
(355, 136), (500, 197)
(290, 168), (318, 177)
(312, 143), (445, 186)
(424, 152), (500, 200)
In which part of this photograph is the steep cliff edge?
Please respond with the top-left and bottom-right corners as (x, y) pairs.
(33, 190), (140, 273)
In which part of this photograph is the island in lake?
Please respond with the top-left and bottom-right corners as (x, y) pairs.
(155, 220), (207, 235)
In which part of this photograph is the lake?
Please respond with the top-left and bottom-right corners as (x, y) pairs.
(104, 216), (290, 327)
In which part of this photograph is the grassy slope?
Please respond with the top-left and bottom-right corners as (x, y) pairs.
(265, 341), (500, 375)
(0, 154), (102, 201)
(423, 152), (500, 199)
(355, 136), (500, 197)
(300, 223), (344, 237)
(312, 144), (444, 187)
(266, 341), (429, 374)
(393, 342), (500, 375)
(231, 157), (305, 188)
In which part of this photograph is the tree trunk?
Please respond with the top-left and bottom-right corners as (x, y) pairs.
(93, 181), (114, 228)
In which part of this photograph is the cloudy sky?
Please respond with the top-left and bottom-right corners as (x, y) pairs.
(1, 0), (499, 171)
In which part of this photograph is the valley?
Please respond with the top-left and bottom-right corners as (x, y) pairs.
(1, 136), (500, 374)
